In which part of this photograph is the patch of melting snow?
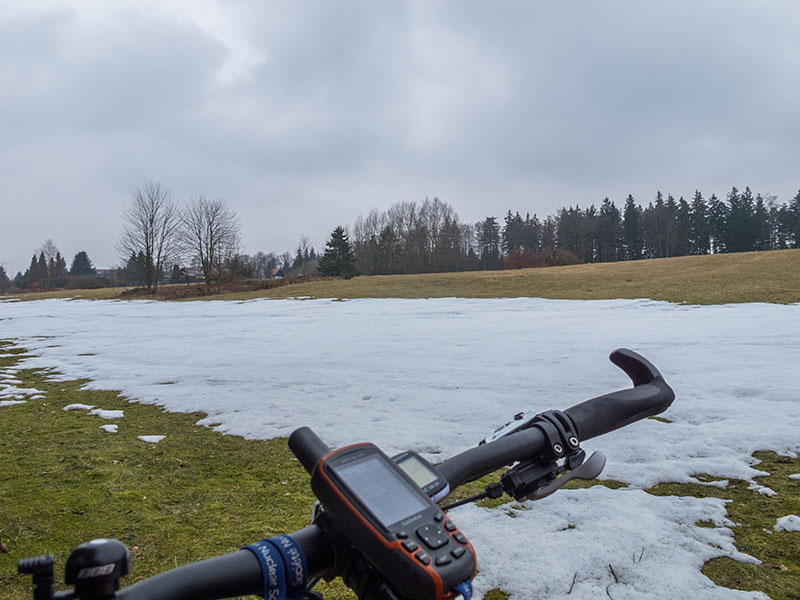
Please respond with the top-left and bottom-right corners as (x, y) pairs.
(695, 479), (730, 489)
(747, 483), (777, 496)
(1, 386), (43, 397)
(63, 403), (95, 411)
(100, 424), (118, 433)
(774, 515), (800, 532)
(0, 400), (27, 407)
(138, 435), (165, 443)
(89, 408), (124, 420)
(789, 474), (800, 480)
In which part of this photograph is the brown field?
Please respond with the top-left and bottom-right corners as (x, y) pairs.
(3, 248), (798, 305)
(214, 248), (800, 304)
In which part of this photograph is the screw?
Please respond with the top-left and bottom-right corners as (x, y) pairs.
(568, 436), (579, 447)
(553, 444), (564, 454)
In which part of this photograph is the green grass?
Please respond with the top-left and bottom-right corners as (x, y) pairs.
(647, 454), (800, 600)
(0, 342), (351, 600)
(0, 343), (519, 599)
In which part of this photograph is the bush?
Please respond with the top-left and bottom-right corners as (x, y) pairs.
(504, 247), (583, 269)
(66, 275), (107, 290)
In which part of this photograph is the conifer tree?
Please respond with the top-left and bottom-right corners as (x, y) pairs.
(675, 197), (692, 257)
(476, 217), (501, 269)
(708, 194), (728, 254)
(622, 195), (643, 260)
(0, 265), (10, 292)
(318, 226), (357, 278)
(51, 252), (69, 287)
(70, 251), (96, 276)
(689, 191), (710, 255)
(753, 195), (772, 251)
(789, 190), (800, 248)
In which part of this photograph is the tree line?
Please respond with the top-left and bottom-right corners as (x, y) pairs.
(1, 241), (101, 292)
(3, 183), (799, 292)
(343, 187), (800, 276)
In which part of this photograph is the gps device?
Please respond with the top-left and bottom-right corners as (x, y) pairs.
(392, 450), (450, 502)
(305, 441), (476, 600)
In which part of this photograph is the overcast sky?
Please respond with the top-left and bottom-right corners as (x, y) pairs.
(2, 1), (799, 274)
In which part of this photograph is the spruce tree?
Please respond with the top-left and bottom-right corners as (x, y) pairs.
(789, 190), (800, 248)
(675, 197), (692, 257)
(0, 265), (10, 292)
(622, 195), (643, 260)
(708, 194), (729, 253)
(318, 226), (357, 278)
(753, 195), (772, 251)
(689, 191), (710, 255)
(70, 251), (96, 276)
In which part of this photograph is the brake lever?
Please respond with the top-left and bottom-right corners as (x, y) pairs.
(525, 451), (606, 501)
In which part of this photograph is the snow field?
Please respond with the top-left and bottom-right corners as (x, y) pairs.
(2, 297), (799, 599)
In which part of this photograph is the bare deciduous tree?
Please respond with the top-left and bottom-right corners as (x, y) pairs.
(117, 182), (180, 292)
(181, 196), (241, 286)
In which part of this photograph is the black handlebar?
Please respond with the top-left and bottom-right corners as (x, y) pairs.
(565, 348), (673, 440)
(440, 349), (674, 489)
(117, 526), (335, 600)
(31, 348), (674, 600)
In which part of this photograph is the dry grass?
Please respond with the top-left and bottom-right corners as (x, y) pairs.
(3, 249), (797, 305)
(212, 249), (800, 305)
(0, 287), (129, 302)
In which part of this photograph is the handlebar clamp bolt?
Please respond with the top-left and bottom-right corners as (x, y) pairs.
(553, 443), (563, 455)
(568, 436), (579, 448)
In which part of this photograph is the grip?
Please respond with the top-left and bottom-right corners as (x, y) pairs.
(564, 377), (674, 441)
(289, 427), (331, 474)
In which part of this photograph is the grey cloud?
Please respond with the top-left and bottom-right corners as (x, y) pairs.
(1, 1), (799, 274)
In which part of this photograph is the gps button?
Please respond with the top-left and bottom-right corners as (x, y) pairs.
(415, 551), (431, 566)
(416, 524), (449, 550)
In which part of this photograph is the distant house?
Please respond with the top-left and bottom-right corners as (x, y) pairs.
(271, 268), (284, 279)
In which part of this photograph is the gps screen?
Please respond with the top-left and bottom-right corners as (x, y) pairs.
(332, 454), (430, 529)
(396, 454), (438, 489)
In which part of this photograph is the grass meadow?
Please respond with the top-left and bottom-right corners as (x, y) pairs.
(2, 249), (799, 598)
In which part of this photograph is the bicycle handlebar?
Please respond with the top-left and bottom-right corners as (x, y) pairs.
(33, 348), (674, 600)
(116, 526), (334, 600)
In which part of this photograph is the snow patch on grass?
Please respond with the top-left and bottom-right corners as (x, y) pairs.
(0, 400), (27, 407)
(89, 408), (124, 420)
(63, 403), (95, 411)
(774, 515), (800, 532)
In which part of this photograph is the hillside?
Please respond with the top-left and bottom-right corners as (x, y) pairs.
(214, 248), (800, 304)
(4, 249), (798, 304)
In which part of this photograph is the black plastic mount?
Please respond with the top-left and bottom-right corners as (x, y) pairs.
(18, 555), (55, 600)
(500, 410), (586, 501)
